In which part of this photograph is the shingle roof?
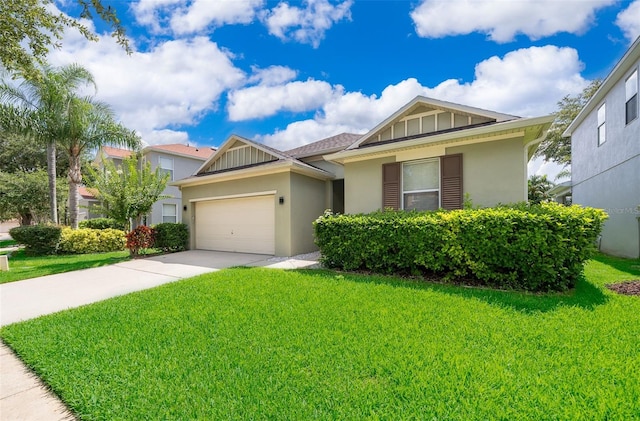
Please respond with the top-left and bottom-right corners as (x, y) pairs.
(145, 144), (216, 160)
(285, 133), (362, 158)
(101, 146), (134, 159)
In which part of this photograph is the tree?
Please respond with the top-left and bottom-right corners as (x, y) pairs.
(87, 156), (170, 230)
(535, 80), (602, 170)
(0, 0), (129, 81)
(0, 170), (51, 225)
(0, 130), (81, 176)
(60, 95), (140, 228)
(528, 174), (555, 205)
(0, 63), (95, 224)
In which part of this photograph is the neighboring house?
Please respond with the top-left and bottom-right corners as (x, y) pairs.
(174, 96), (553, 256)
(94, 144), (215, 225)
(77, 186), (101, 222)
(548, 181), (572, 205)
(564, 36), (640, 259)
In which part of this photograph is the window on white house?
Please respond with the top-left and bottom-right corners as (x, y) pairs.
(402, 158), (440, 211)
(597, 103), (606, 146)
(158, 156), (174, 180)
(162, 204), (177, 223)
(626, 69), (638, 124)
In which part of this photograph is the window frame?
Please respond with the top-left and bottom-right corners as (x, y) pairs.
(158, 156), (174, 181)
(597, 103), (606, 146)
(162, 203), (177, 223)
(401, 158), (441, 211)
(625, 68), (638, 125)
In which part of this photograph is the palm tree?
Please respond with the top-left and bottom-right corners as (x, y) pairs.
(528, 174), (555, 205)
(61, 96), (140, 228)
(0, 64), (95, 224)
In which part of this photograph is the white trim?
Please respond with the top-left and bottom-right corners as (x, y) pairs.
(189, 190), (277, 203)
(162, 203), (177, 223)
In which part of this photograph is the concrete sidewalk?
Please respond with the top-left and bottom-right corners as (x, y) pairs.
(0, 250), (320, 420)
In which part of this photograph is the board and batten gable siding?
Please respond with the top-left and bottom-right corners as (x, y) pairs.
(381, 154), (463, 211)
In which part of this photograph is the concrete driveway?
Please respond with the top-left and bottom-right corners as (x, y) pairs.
(0, 249), (319, 420)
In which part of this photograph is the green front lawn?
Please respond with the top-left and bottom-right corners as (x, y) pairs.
(2, 256), (639, 419)
(0, 250), (130, 284)
(0, 239), (18, 248)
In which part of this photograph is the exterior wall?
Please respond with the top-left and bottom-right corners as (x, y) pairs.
(343, 137), (526, 214)
(180, 172), (293, 256)
(145, 151), (206, 225)
(289, 172), (327, 254)
(344, 156), (395, 214)
(572, 58), (640, 258)
(447, 137), (526, 207)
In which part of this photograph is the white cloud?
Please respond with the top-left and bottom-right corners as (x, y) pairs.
(262, 0), (353, 47)
(48, 24), (245, 144)
(616, 0), (640, 42)
(141, 129), (190, 146)
(132, 0), (264, 35)
(247, 65), (298, 86)
(227, 79), (338, 121)
(258, 46), (588, 151)
(132, 0), (182, 34)
(170, 0), (265, 35)
(411, 0), (614, 42)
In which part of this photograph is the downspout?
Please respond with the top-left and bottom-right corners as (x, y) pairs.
(523, 135), (546, 202)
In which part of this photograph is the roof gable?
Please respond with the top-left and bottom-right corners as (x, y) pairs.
(350, 96), (518, 149)
(197, 135), (286, 175)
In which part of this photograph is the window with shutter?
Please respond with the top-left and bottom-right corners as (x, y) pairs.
(441, 154), (463, 210)
(382, 162), (400, 210)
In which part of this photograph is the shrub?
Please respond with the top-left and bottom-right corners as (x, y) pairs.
(79, 218), (126, 231)
(313, 203), (608, 292)
(126, 226), (156, 257)
(9, 225), (61, 256)
(154, 223), (189, 252)
(59, 228), (126, 254)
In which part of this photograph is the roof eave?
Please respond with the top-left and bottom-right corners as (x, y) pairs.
(325, 114), (554, 163)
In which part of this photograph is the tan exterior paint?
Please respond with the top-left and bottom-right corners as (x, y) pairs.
(289, 173), (327, 254)
(343, 136), (527, 214)
(447, 137), (527, 207)
(181, 170), (327, 256)
(344, 156), (395, 214)
(181, 172), (292, 256)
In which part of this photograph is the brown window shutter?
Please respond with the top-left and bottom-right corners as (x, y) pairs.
(382, 162), (401, 210)
(441, 154), (463, 210)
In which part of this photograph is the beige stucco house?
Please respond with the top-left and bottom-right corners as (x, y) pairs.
(174, 96), (553, 256)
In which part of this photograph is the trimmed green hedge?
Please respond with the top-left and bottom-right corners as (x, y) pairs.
(59, 228), (126, 254)
(313, 203), (607, 292)
(154, 223), (188, 252)
(9, 225), (62, 256)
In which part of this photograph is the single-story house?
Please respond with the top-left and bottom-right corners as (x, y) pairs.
(174, 96), (554, 256)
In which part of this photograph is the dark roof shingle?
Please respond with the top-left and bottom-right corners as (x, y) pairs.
(285, 133), (362, 158)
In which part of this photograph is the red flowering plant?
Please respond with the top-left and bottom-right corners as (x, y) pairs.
(125, 225), (156, 257)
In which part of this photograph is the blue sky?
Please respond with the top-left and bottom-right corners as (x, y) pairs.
(51, 0), (640, 177)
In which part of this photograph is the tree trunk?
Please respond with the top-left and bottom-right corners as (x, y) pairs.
(68, 150), (83, 229)
(47, 142), (58, 224)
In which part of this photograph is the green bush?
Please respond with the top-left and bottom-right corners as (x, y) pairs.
(9, 225), (61, 256)
(79, 218), (126, 230)
(313, 203), (608, 292)
(59, 228), (126, 254)
(154, 223), (189, 252)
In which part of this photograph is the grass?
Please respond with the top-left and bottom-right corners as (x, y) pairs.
(0, 239), (18, 248)
(1, 255), (639, 419)
(0, 250), (130, 284)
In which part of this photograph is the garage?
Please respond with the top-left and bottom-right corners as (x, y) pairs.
(194, 195), (275, 255)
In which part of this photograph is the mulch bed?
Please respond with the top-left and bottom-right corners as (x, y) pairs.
(606, 280), (640, 296)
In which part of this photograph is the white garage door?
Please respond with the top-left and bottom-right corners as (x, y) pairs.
(195, 195), (275, 255)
